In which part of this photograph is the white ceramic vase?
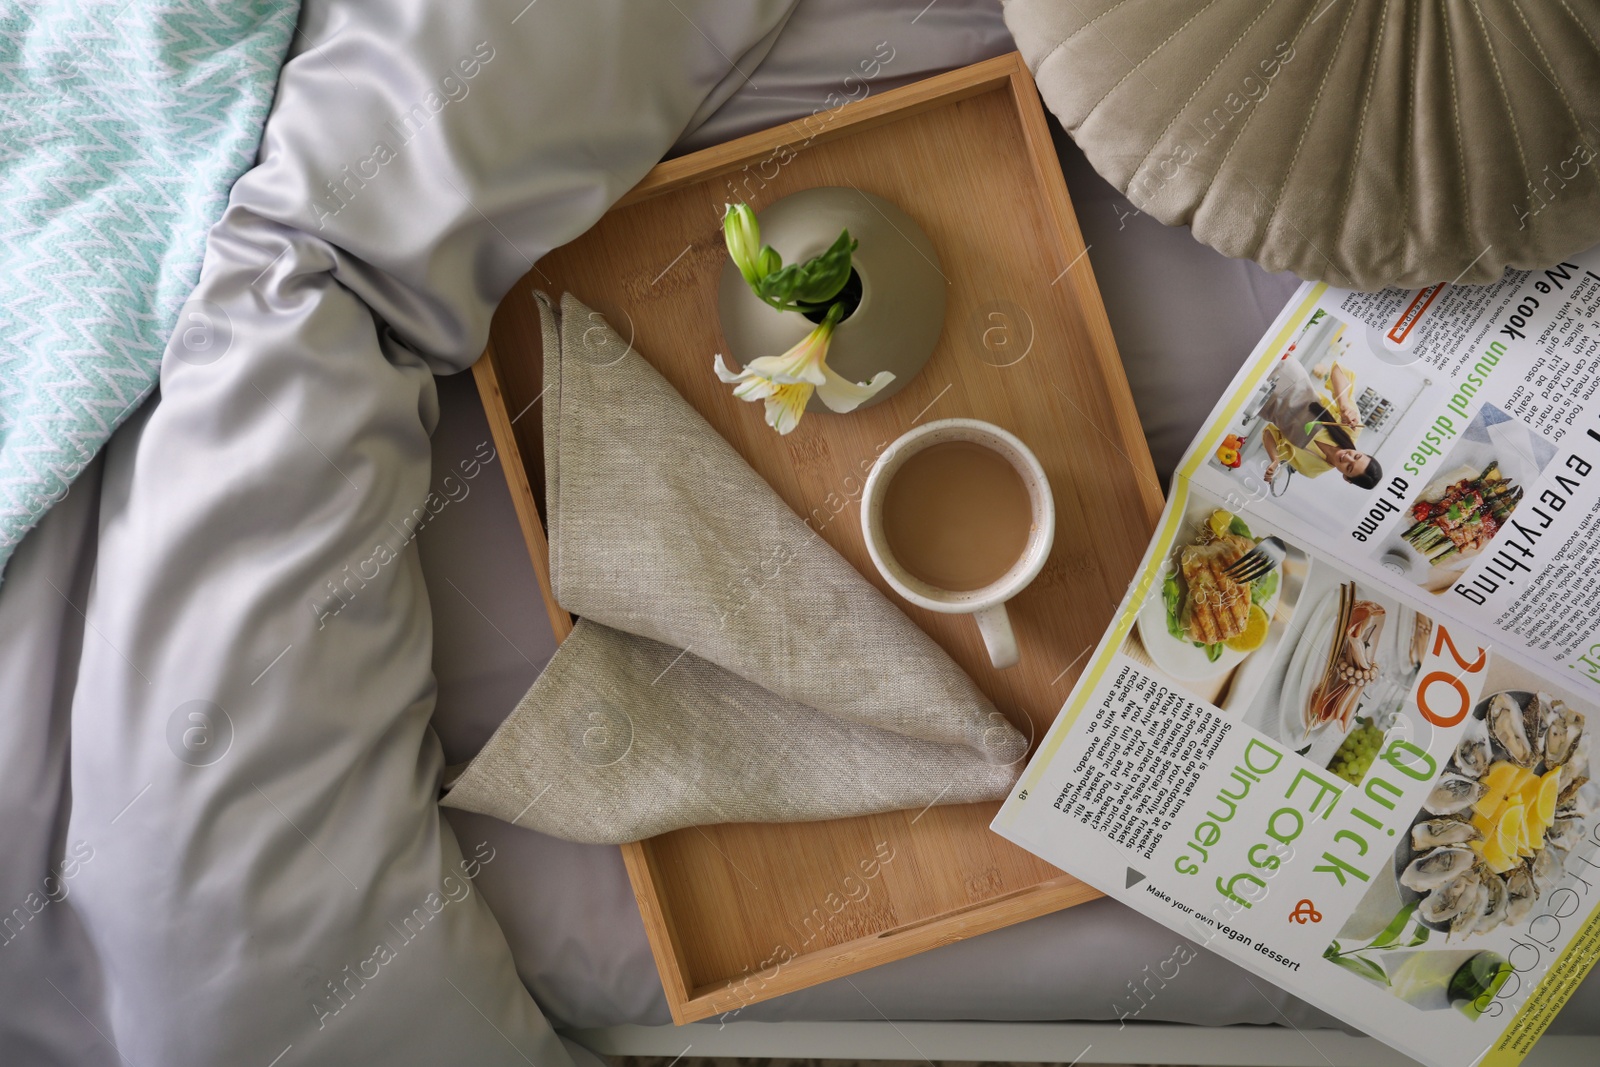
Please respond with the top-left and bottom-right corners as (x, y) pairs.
(717, 186), (946, 412)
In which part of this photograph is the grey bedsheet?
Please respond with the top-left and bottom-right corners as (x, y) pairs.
(422, 0), (1600, 1039)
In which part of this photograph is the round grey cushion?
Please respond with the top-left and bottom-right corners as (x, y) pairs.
(1004, 0), (1600, 290)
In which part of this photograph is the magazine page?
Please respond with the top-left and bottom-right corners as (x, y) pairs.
(992, 258), (1600, 1067)
(1187, 251), (1600, 693)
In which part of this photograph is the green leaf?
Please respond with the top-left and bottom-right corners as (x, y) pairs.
(1405, 926), (1431, 948)
(1163, 576), (1184, 640)
(756, 229), (857, 310)
(1368, 902), (1419, 949)
(1250, 569), (1279, 606)
(1323, 941), (1343, 960)
(1331, 953), (1389, 986)
(1228, 515), (1253, 538)
(1204, 642), (1224, 662)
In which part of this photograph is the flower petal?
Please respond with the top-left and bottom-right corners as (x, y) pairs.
(763, 381), (812, 434)
(746, 318), (838, 386)
(732, 375), (777, 401)
(816, 366), (894, 413)
(745, 345), (825, 386)
(713, 353), (754, 383)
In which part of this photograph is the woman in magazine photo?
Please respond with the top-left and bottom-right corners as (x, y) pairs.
(1259, 357), (1383, 490)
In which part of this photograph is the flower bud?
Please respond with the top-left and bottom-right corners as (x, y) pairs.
(723, 203), (764, 286)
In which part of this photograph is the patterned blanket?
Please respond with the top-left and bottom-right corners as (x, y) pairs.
(0, 0), (297, 574)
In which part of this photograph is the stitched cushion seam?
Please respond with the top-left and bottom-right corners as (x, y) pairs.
(1443, 0), (1473, 253)
(1557, 0), (1600, 55)
(1331, 0), (1391, 248)
(1505, 0), (1600, 195)
(1078, 0), (1229, 131)
(1187, 1), (1327, 231)
(1467, 0), (1532, 203)
(1119, 0), (1270, 179)
(1261, 0), (1360, 276)
(1029, 0), (1138, 77)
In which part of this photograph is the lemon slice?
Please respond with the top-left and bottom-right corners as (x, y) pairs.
(1496, 804), (1524, 857)
(1225, 604), (1271, 652)
(1208, 510), (1235, 538)
(1474, 785), (1510, 820)
(1475, 762), (1518, 816)
(1515, 814), (1534, 858)
(1537, 769), (1561, 826)
(1484, 762), (1523, 793)
(1480, 837), (1512, 872)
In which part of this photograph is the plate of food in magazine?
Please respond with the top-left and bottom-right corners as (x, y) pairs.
(1401, 461), (1523, 569)
(1260, 579), (1392, 760)
(1394, 689), (1593, 939)
(1293, 581), (1387, 739)
(1136, 508), (1284, 682)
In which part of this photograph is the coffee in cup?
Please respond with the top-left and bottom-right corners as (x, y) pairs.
(861, 418), (1055, 669)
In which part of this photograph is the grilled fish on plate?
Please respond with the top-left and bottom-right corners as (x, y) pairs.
(1178, 533), (1254, 644)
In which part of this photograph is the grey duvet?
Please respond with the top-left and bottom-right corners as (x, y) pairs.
(0, 2), (795, 1063)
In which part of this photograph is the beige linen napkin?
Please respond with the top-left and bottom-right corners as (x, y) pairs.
(442, 292), (1024, 844)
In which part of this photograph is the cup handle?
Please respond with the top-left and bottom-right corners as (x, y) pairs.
(974, 602), (1019, 670)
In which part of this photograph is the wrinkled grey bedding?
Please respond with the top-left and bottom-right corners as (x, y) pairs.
(4, 3), (1597, 1065)
(0, 2), (795, 1064)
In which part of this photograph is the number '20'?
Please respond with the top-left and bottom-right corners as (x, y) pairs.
(1416, 625), (1488, 728)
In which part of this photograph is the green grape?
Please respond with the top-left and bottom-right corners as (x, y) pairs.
(1329, 721), (1385, 785)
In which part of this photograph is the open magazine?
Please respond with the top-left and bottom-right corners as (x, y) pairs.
(994, 248), (1600, 1067)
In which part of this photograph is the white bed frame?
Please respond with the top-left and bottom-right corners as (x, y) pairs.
(569, 1020), (1600, 1065)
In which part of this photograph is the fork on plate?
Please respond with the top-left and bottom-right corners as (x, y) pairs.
(1223, 535), (1287, 584)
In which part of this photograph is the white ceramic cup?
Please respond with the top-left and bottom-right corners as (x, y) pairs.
(860, 418), (1055, 670)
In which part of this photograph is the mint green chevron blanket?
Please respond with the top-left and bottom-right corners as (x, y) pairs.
(0, 1), (297, 574)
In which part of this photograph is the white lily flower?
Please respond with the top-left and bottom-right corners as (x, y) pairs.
(714, 310), (893, 434)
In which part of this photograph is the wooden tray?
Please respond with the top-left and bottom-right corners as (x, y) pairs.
(472, 52), (1164, 1024)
